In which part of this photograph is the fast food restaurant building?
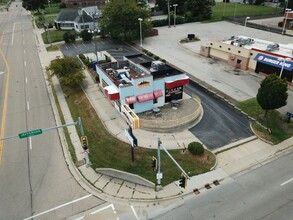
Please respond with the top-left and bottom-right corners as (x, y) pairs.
(95, 54), (189, 128)
(200, 36), (293, 83)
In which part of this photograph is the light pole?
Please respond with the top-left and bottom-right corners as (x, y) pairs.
(234, 2), (238, 19)
(282, 8), (291, 35)
(173, 4), (178, 27)
(48, 0), (51, 14)
(138, 18), (143, 48)
(223, 0), (227, 17)
(89, 12), (100, 62)
(168, 0), (171, 28)
(278, 57), (290, 78)
(243, 16), (250, 36)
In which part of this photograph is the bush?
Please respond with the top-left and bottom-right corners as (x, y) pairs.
(63, 31), (76, 43)
(80, 29), (93, 41)
(188, 142), (204, 155)
(154, 56), (160, 60)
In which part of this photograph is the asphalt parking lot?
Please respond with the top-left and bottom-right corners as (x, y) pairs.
(142, 20), (293, 114)
(60, 38), (138, 60)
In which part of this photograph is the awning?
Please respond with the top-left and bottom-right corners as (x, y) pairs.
(165, 76), (189, 89)
(153, 90), (163, 98)
(254, 54), (293, 71)
(125, 96), (136, 104)
(104, 85), (120, 101)
(137, 92), (154, 103)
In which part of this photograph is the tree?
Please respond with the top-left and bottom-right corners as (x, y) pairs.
(22, 0), (47, 12)
(254, 0), (265, 5)
(184, 0), (214, 21)
(100, 0), (152, 41)
(256, 74), (288, 117)
(80, 29), (93, 41)
(63, 31), (77, 43)
(46, 57), (85, 86)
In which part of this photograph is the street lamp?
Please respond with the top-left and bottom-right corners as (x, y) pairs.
(173, 4), (178, 27)
(278, 57), (291, 78)
(138, 18), (143, 48)
(282, 8), (291, 35)
(48, 0), (51, 14)
(168, 0), (171, 28)
(223, 0), (227, 17)
(243, 16), (250, 36)
(89, 11), (100, 62)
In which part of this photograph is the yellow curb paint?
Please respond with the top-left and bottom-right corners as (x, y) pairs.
(0, 31), (10, 165)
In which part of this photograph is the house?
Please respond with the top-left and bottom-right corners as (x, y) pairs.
(55, 6), (100, 33)
(62, 0), (106, 8)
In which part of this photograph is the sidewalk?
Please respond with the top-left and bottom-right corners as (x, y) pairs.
(35, 27), (293, 202)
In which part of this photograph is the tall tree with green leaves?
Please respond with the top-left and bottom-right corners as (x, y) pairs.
(46, 57), (85, 87)
(100, 0), (151, 41)
(256, 74), (288, 117)
(184, 0), (214, 21)
(22, 0), (46, 12)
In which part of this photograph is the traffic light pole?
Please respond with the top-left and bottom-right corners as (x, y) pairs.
(156, 138), (162, 191)
(78, 117), (91, 167)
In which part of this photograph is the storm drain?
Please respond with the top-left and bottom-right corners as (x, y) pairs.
(213, 180), (220, 186)
(193, 188), (200, 195)
(205, 184), (211, 189)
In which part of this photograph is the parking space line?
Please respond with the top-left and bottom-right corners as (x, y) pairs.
(281, 178), (293, 186)
(82, 42), (87, 48)
(72, 43), (77, 49)
(130, 205), (139, 220)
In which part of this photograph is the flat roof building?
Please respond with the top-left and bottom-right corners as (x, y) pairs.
(95, 54), (189, 128)
(200, 36), (293, 83)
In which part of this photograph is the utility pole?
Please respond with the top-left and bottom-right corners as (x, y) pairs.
(78, 117), (92, 167)
(156, 138), (163, 191)
(167, 0), (171, 28)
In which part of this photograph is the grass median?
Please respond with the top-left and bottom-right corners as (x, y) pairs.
(60, 82), (215, 186)
(236, 98), (293, 144)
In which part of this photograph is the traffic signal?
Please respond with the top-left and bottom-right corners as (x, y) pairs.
(152, 156), (157, 171)
(179, 173), (187, 189)
(81, 136), (88, 150)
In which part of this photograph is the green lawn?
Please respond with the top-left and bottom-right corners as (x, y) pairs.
(42, 30), (75, 44)
(236, 98), (293, 144)
(59, 83), (215, 186)
(35, 15), (57, 28)
(209, 2), (283, 22)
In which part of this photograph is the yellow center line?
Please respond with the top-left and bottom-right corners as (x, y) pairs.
(0, 31), (10, 165)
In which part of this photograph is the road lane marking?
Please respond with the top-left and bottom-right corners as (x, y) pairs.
(29, 137), (32, 150)
(27, 101), (29, 111)
(23, 194), (92, 220)
(11, 23), (16, 45)
(0, 30), (4, 45)
(26, 77), (27, 83)
(281, 178), (293, 186)
(0, 46), (10, 165)
(130, 205), (139, 220)
(24, 61), (26, 66)
(24, 49), (26, 54)
(91, 204), (114, 215)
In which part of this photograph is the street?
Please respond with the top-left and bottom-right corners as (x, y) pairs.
(154, 149), (293, 220)
(0, 2), (103, 219)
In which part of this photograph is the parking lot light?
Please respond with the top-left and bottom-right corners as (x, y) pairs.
(278, 57), (291, 78)
(243, 16), (250, 36)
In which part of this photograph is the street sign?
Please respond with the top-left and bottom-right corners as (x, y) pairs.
(18, 129), (43, 139)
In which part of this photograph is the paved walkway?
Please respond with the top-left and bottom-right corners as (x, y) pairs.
(34, 23), (293, 202)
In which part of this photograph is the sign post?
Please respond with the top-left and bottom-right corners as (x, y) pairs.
(287, 112), (293, 123)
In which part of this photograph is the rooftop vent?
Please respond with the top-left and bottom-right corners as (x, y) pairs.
(150, 60), (165, 72)
(266, 43), (279, 52)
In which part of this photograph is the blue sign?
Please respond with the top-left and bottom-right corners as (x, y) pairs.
(254, 54), (293, 71)
(287, 112), (293, 118)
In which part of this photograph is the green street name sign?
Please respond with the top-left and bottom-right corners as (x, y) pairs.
(18, 129), (43, 139)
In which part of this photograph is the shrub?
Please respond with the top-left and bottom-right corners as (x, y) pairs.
(154, 56), (160, 60)
(79, 54), (86, 60)
(63, 31), (76, 43)
(188, 142), (204, 155)
(80, 29), (93, 41)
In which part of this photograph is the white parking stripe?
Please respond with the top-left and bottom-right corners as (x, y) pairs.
(130, 205), (139, 220)
(23, 194), (92, 220)
(27, 101), (29, 111)
(91, 204), (114, 215)
(281, 178), (293, 186)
